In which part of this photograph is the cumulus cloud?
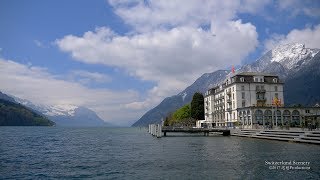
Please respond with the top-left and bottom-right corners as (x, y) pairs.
(109, 0), (270, 32)
(0, 58), (142, 126)
(264, 24), (320, 51)
(54, 0), (268, 113)
(56, 22), (258, 109)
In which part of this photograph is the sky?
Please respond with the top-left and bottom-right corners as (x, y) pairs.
(0, 0), (320, 126)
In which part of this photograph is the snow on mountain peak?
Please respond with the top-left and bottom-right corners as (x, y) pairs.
(44, 104), (78, 116)
(13, 96), (79, 117)
(270, 43), (319, 69)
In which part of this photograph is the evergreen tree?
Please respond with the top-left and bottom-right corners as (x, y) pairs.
(190, 92), (204, 120)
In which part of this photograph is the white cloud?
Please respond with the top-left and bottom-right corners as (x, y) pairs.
(277, 0), (320, 17)
(69, 70), (112, 85)
(109, 0), (270, 32)
(264, 24), (320, 51)
(55, 0), (265, 113)
(56, 21), (258, 110)
(0, 58), (143, 126)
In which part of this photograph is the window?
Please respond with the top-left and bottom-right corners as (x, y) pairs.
(256, 85), (260, 90)
(240, 77), (244, 82)
(233, 112), (235, 119)
(261, 85), (265, 90)
(233, 103), (235, 108)
(242, 92), (245, 99)
(260, 78), (263, 82)
(273, 78), (278, 83)
(256, 93), (265, 100)
(241, 85), (245, 90)
(275, 93), (278, 98)
(232, 87), (234, 91)
(242, 101), (245, 107)
(274, 86), (278, 91)
(306, 110), (310, 113)
(254, 78), (258, 82)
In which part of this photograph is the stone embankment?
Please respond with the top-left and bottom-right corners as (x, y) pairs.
(231, 129), (320, 144)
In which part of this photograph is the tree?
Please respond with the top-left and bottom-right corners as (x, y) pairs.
(190, 92), (204, 120)
(173, 104), (191, 121)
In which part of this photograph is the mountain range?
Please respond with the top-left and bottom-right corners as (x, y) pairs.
(132, 43), (320, 127)
(0, 93), (111, 127)
(0, 92), (55, 126)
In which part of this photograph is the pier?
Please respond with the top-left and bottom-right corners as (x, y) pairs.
(148, 124), (230, 137)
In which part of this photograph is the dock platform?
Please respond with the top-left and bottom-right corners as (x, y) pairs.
(162, 126), (230, 136)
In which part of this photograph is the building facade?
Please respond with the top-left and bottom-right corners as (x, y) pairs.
(200, 72), (320, 129)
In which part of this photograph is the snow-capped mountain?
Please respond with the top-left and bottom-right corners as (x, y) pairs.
(132, 43), (320, 127)
(14, 97), (110, 127)
(240, 43), (319, 77)
(15, 98), (78, 117)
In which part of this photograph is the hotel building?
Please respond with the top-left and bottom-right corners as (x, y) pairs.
(199, 72), (320, 129)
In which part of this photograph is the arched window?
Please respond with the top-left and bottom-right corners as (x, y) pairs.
(273, 110), (282, 126)
(273, 78), (278, 83)
(283, 110), (291, 125)
(292, 110), (300, 127)
(255, 110), (263, 125)
(243, 111), (247, 125)
(247, 110), (251, 125)
(264, 110), (272, 125)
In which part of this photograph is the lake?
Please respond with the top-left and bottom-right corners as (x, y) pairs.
(0, 127), (319, 179)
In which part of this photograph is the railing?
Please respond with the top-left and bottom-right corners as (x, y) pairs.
(219, 96), (224, 100)
(257, 99), (267, 102)
(256, 89), (266, 93)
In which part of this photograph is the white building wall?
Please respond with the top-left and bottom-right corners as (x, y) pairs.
(204, 73), (285, 127)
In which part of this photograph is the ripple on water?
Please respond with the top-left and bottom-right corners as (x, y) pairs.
(0, 127), (319, 179)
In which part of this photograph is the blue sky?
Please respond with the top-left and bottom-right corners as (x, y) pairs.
(1, 0), (320, 126)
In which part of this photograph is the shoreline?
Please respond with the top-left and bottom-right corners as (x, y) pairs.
(230, 128), (320, 145)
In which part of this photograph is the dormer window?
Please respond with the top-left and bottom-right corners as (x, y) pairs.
(273, 78), (278, 83)
(240, 77), (244, 82)
(254, 78), (258, 82)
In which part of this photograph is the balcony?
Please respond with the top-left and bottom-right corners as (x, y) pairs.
(256, 99), (267, 107)
(256, 89), (266, 93)
(257, 98), (266, 102)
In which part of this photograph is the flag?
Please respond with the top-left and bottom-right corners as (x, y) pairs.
(232, 65), (235, 73)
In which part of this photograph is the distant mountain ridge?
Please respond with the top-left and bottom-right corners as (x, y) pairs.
(0, 92), (55, 126)
(132, 43), (320, 127)
(132, 70), (229, 127)
(13, 96), (111, 127)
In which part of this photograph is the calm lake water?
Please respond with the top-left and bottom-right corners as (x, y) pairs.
(0, 127), (319, 179)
